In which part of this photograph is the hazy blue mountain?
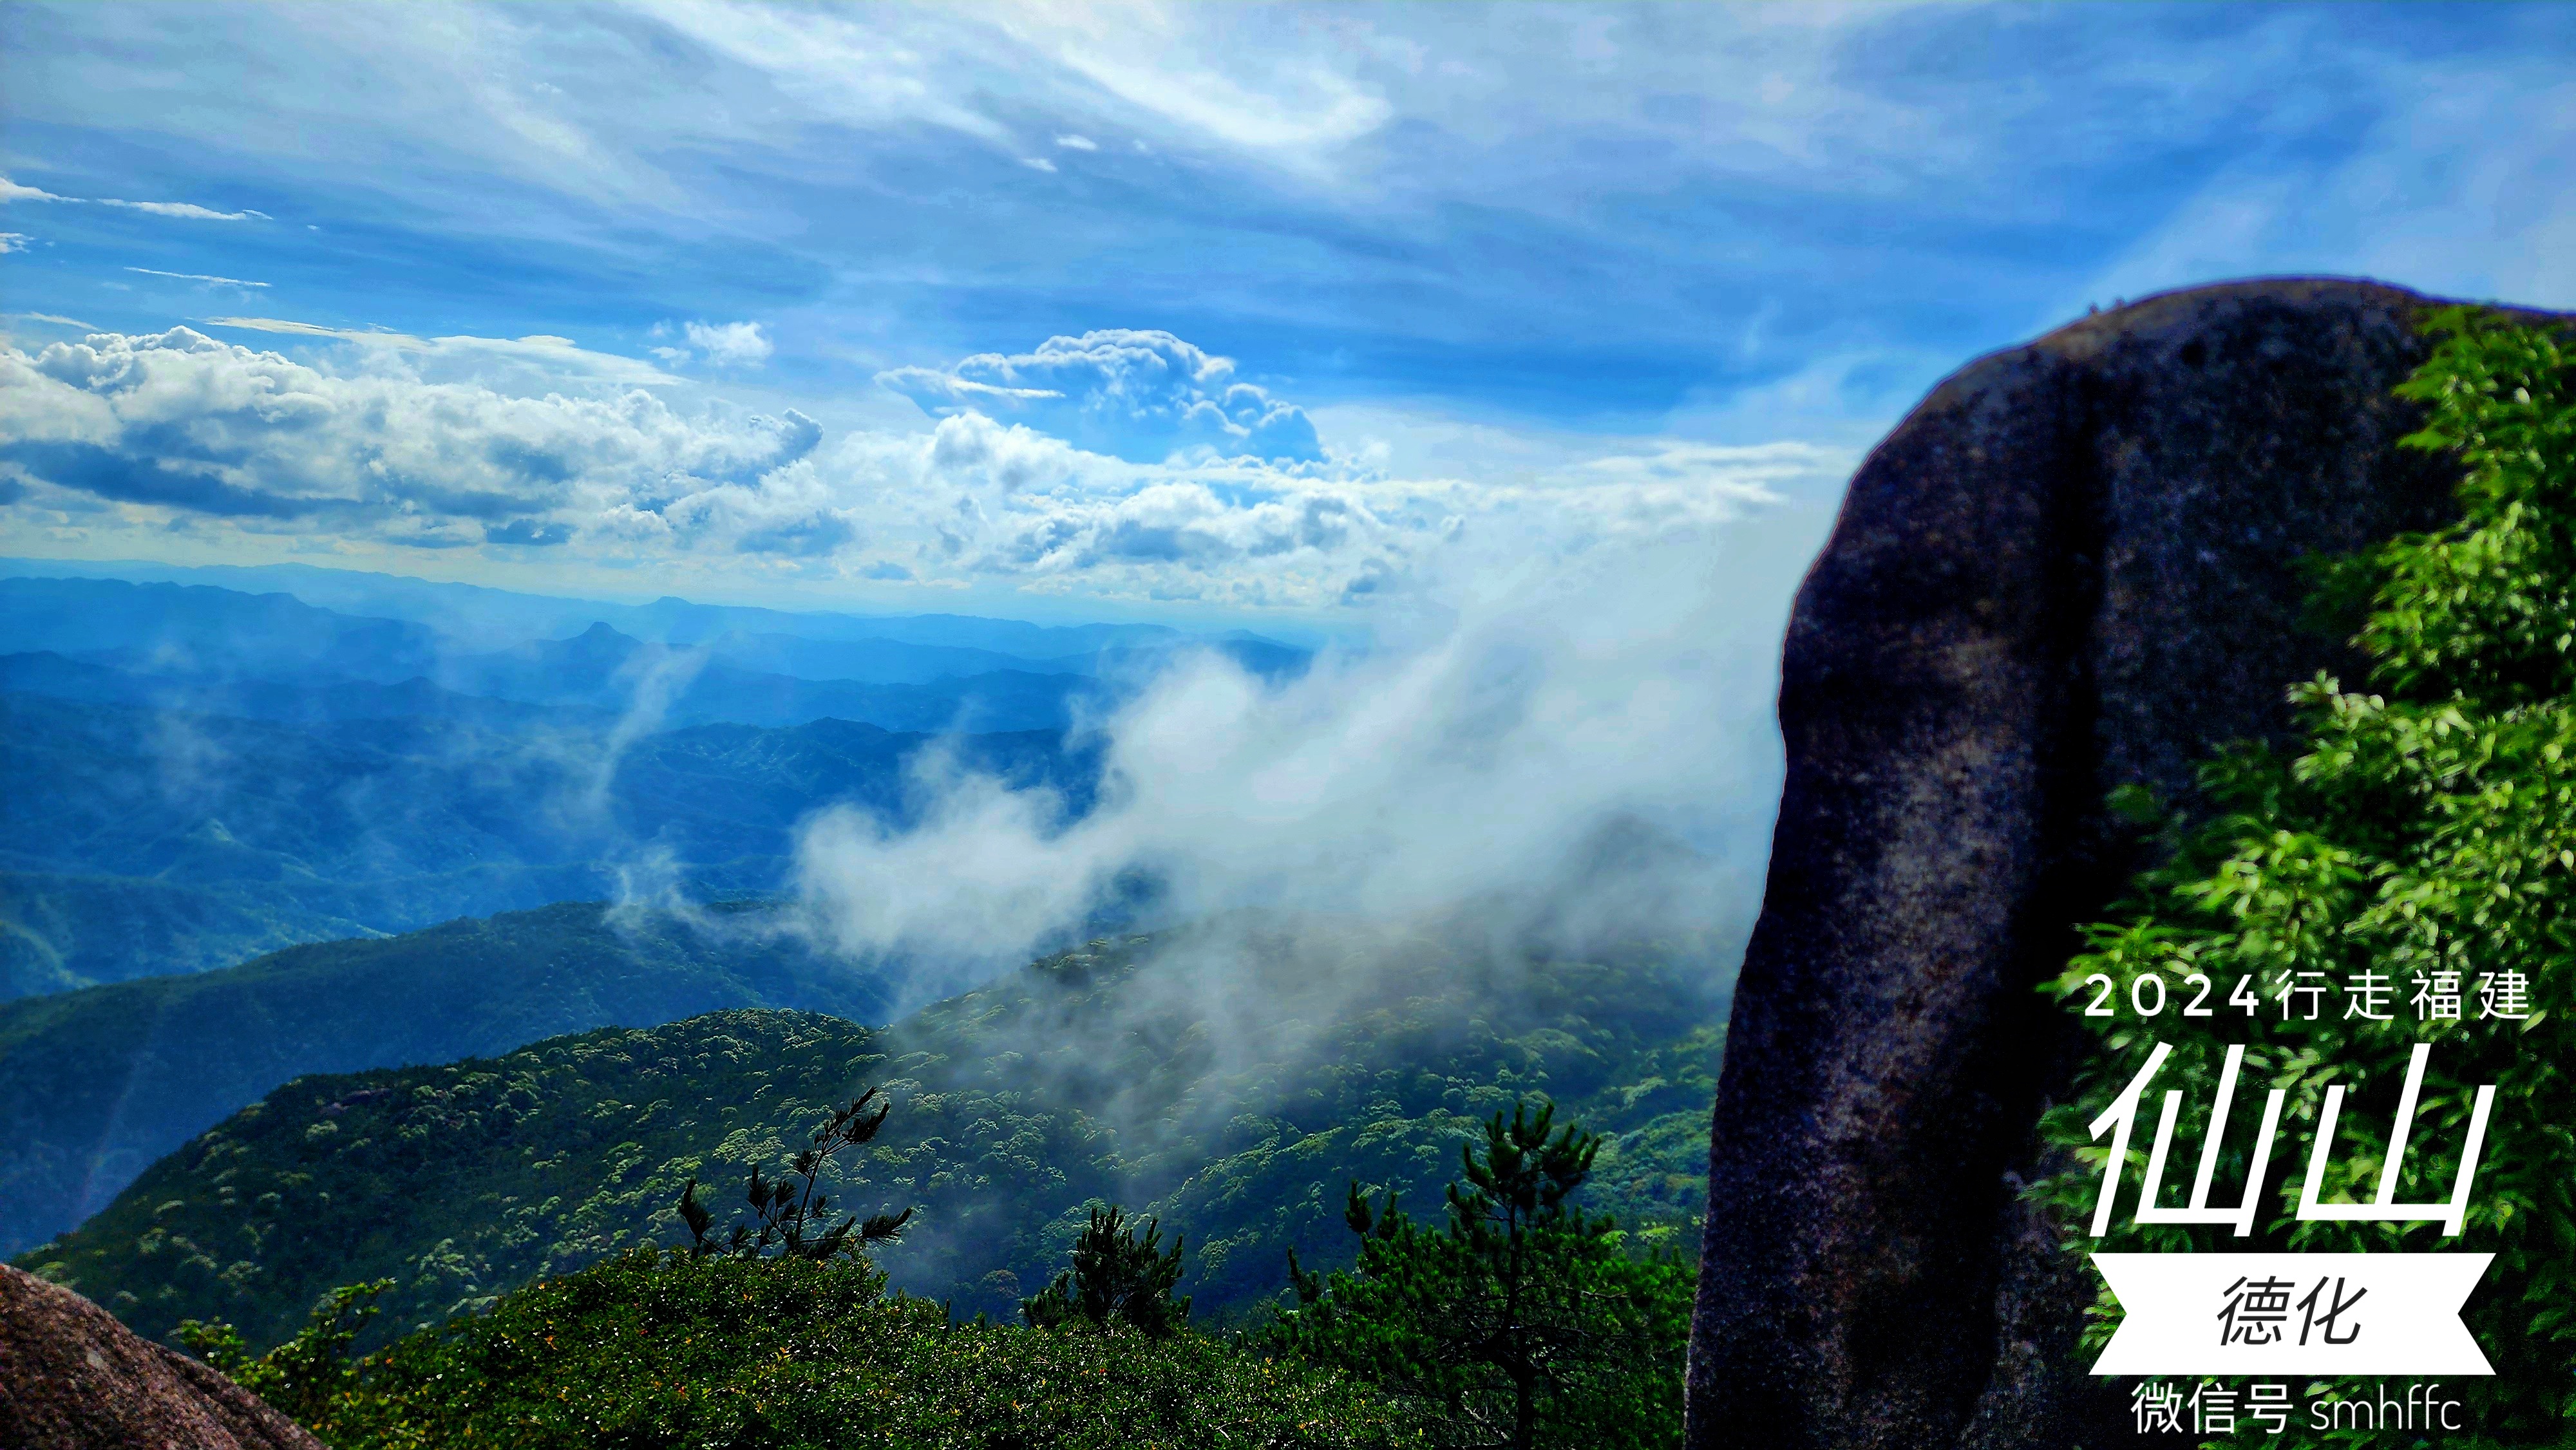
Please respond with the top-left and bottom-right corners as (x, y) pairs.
(0, 899), (893, 1257)
(433, 622), (1116, 731)
(698, 629), (1051, 684)
(1036, 637), (1316, 684)
(0, 688), (1096, 996)
(0, 651), (600, 729)
(0, 558), (618, 650)
(1, 571), (1311, 728)
(620, 596), (1186, 657)
(0, 560), (1224, 659)
(0, 576), (444, 683)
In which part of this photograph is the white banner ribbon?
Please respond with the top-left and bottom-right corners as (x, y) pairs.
(2092, 1253), (2494, 1375)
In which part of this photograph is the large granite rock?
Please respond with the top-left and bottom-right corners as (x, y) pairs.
(0, 1263), (320, 1450)
(1686, 279), (2567, 1449)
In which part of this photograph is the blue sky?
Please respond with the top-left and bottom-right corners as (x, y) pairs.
(1, 1), (2569, 629)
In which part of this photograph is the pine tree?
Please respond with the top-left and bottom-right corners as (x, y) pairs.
(677, 1088), (912, 1261)
(1019, 1203), (1192, 1337)
(1270, 1100), (1691, 1450)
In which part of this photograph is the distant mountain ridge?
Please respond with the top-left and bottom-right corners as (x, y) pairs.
(0, 573), (1311, 732)
(0, 899), (892, 1259)
(0, 688), (1095, 996)
(0, 560), (1318, 660)
(430, 621), (1120, 732)
(0, 576), (445, 684)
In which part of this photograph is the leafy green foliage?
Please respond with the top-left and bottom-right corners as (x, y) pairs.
(178, 1279), (394, 1430)
(223, 1250), (1425, 1449)
(2036, 308), (2576, 1447)
(19, 919), (1723, 1353)
(0, 899), (893, 1258)
(1021, 1204), (1192, 1336)
(1270, 1102), (1693, 1450)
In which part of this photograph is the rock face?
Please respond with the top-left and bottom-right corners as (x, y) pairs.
(0, 1263), (321, 1450)
(1686, 279), (2569, 1450)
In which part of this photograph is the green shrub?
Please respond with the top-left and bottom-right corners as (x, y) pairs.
(270, 1250), (1423, 1449)
(178, 1279), (393, 1430)
(1267, 1102), (1692, 1450)
(2035, 308), (2576, 1447)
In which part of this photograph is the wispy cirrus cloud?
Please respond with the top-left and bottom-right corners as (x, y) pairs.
(126, 267), (267, 287)
(1, 173), (266, 220)
(5, 3), (2568, 442)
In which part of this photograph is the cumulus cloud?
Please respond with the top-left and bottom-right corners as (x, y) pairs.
(2, 323), (1847, 611)
(878, 330), (1323, 465)
(0, 234), (28, 254)
(0, 326), (827, 549)
(648, 319), (775, 368)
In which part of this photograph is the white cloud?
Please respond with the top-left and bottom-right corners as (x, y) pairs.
(1, 174), (264, 220)
(795, 492), (1827, 992)
(126, 267), (267, 288)
(0, 178), (74, 203)
(683, 319), (773, 368)
(204, 316), (396, 341)
(202, 317), (681, 386)
(1, 324), (1852, 614)
(97, 199), (270, 221)
(878, 329), (1323, 464)
(1, 326), (819, 547)
(643, 319), (775, 369)
(0, 233), (29, 254)
(1054, 133), (1097, 151)
(1019, 156), (1058, 173)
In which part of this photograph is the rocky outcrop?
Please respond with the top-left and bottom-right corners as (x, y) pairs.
(0, 1263), (320, 1450)
(1686, 279), (2570, 1450)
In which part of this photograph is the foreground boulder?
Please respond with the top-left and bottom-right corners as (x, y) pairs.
(1687, 279), (2570, 1449)
(0, 1263), (319, 1450)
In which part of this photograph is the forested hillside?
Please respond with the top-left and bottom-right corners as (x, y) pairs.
(19, 918), (1723, 1353)
(0, 899), (895, 1257)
